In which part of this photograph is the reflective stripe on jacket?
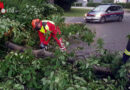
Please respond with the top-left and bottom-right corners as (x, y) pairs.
(124, 39), (130, 56)
(124, 49), (130, 56)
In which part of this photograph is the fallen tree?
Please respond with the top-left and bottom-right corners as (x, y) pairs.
(5, 41), (113, 76)
(5, 41), (54, 58)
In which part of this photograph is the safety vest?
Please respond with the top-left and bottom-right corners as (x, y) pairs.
(39, 20), (55, 34)
(124, 49), (130, 56)
(124, 39), (130, 56)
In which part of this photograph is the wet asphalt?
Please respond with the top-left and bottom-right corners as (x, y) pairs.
(65, 13), (130, 52)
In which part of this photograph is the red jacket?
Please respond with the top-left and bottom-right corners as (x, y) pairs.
(38, 20), (61, 46)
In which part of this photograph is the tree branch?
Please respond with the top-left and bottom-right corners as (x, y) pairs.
(5, 41), (54, 58)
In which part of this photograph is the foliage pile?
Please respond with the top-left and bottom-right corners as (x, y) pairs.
(0, 49), (129, 89)
(0, 0), (129, 90)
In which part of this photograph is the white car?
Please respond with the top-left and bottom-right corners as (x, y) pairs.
(84, 4), (124, 23)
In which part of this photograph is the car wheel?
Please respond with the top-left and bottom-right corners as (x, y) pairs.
(100, 17), (106, 23)
(118, 16), (123, 22)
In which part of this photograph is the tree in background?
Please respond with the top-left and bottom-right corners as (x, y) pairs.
(102, 0), (114, 3)
(88, 0), (94, 3)
(54, 0), (76, 11)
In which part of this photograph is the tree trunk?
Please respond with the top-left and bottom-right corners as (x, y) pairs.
(5, 41), (114, 76)
(5, 41), (54, 58)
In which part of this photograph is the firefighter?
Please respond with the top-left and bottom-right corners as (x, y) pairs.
(122, 39), (130, 63)
(0, 1), (6, 14)
(31, 19), (66, 52)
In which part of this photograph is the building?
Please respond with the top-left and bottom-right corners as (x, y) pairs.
(75, 0), (88, 7)
(93, 0), (103, 3)
(114, 0), (130, 3)
(75, 0), (103, 7)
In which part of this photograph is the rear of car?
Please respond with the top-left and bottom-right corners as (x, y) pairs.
(84, 4), (124, 23)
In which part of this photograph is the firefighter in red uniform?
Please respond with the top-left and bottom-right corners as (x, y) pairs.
(31, 19), (66, 51)
(0, 1), (6, 14)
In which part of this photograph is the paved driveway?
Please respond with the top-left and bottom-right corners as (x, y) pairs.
(65, 13), (130, 52)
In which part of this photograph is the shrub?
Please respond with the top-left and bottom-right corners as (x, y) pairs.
(87, 3), (101, 7)
(1, 0), (63, 28)
(0, 49), (128, 89)
(60, 24), (95, 45)
(72, 3), (82, 7)
(87, 2), (130, 9)
(102, 0), (114, 3)
(0, 18), (20, 39)
(116, 3), (130, 9)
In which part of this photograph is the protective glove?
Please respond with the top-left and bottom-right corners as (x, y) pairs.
(40, 43), (45, 49)
(40, 43), (48, 50)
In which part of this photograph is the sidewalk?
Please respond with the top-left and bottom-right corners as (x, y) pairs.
(71, 6), (94, 10)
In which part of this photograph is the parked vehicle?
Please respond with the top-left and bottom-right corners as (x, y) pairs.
(84, 4), (124, 23)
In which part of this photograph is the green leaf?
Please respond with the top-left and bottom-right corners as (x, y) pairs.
(66, 87), (75, 90)
(14, 84), (24, 90)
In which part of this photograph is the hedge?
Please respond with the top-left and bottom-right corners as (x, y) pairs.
(87, 3), (130, 9)
(87, 3), (102, 7)
(116, 3), (130, 9)
(72, 2), (82, 7)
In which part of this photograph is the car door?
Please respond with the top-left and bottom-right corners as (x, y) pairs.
(111, 6), (119, 20)
(105, 6), (113, 21)
(105, 6), (117, 21)
(115, 6), (123, 20)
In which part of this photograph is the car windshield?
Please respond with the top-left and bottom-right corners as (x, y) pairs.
(93, 5), (109, 12)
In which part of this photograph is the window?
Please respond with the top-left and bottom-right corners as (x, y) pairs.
(93, 5), (109, 12)
(107, 6), (118, 12)
(117, 6), (122, 11)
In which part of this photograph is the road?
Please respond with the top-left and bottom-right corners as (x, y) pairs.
(65, 13), (130, 52)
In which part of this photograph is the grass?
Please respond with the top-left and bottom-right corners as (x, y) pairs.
(64, 8), (90, 17)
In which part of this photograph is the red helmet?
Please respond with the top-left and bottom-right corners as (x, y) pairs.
(31, 19), (40, 29)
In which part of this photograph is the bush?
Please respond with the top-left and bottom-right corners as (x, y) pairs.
(116, 3), (130, 9)
(102, 0), (114, 3)
(72, 3), (82, 7)
(87, 3), (101, 7)
(1, 0), (63, 28)
(0, 49), (128, 89)
(0, 18), (21, 39)
(87, 2), (130, 9)
(0, 0), (129, 89)
(59, 24), (95, 45)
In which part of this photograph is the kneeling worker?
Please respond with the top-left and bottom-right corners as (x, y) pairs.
(31, 19), (66, 52)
